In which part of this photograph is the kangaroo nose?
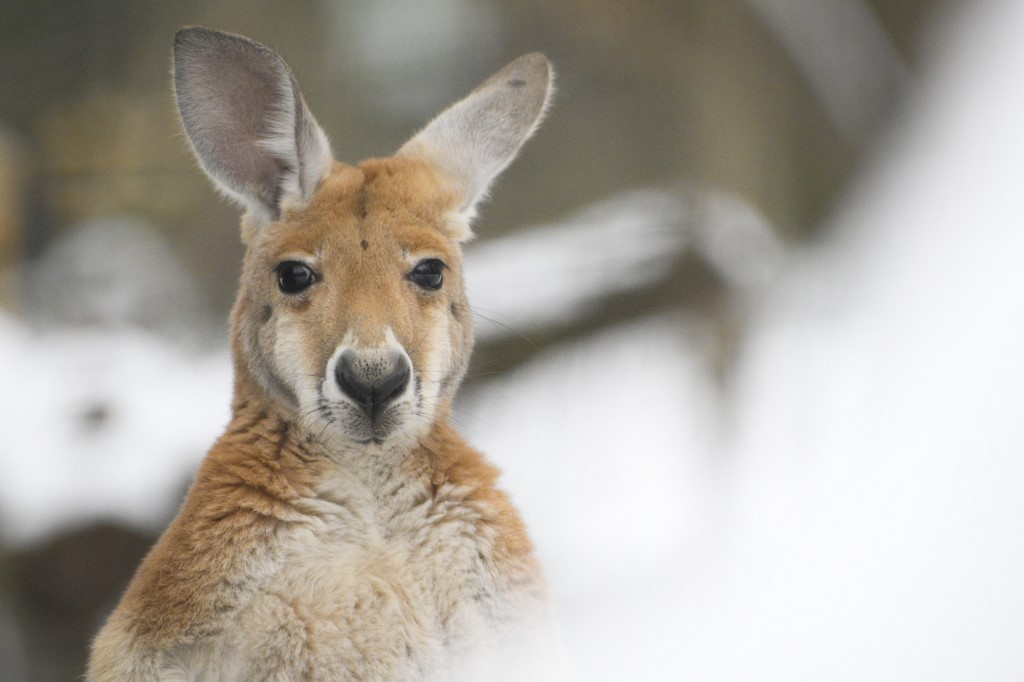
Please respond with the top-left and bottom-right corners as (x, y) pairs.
(335, 350), (411, 414)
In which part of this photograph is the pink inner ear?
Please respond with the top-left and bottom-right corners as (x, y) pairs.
(174, 27), (332, 228)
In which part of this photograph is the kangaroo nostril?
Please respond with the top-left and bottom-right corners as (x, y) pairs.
(335, 351), (372, 406)
(334, 351), (411, 413)
(378, 362), (410, 405)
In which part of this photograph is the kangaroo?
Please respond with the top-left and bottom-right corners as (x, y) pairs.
(88, 27), (557, 681)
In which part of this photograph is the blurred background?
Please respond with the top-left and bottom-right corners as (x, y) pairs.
(3, 0), (1024, 679)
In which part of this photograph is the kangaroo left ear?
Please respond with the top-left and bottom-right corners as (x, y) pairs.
(397, 53), (553, 239)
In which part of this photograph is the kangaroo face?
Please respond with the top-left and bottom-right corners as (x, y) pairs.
(173, 26), (551, 447)
(237, 160), (472, 446)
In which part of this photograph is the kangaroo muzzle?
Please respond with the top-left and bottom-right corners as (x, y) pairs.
(334, 348), (411, 420)
(322, 338), (416, 443)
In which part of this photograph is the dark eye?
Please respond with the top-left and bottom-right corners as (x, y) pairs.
(409, 259), (446, 291)
(276, 261), (317, 294)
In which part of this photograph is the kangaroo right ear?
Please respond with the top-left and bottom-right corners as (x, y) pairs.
(397, 53), (553, 239)
(173, 27), (333, 233)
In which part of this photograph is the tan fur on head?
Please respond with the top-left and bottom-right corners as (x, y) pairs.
(231, 157), (474, 450)
(88, 27), (561, 681)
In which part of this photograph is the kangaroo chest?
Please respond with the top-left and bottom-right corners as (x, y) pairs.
(215, 479), (506, 680)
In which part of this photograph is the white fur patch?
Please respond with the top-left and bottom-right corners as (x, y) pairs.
(273, 315), (324, 426)
(418, 308), (453, 428)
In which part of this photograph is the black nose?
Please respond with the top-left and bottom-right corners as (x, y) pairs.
(335, 350), (411, 415)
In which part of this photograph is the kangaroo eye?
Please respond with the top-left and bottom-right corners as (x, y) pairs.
(409, 259), (446, 291)
(276, 261), (317, 294)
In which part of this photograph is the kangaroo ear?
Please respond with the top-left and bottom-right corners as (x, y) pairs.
(398, 53), (553, 238)
(173, 27), (333, 231)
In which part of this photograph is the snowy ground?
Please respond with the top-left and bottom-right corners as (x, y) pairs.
(3, 0), (1024, 678)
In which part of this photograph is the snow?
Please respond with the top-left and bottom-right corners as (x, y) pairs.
(465, 190), (685, 340)
(0, 320), (231, 542)
(464, 315), (719, 593)
(3, 0), (1024, 677)
(465, 186), (779, 340)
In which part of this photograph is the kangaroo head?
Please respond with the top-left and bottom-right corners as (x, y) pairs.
(172, 27), (551, 448)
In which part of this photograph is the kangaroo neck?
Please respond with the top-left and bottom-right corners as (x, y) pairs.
(224, 377), (451, 504)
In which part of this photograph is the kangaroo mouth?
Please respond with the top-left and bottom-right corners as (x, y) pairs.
(316, 395), (406, 446)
